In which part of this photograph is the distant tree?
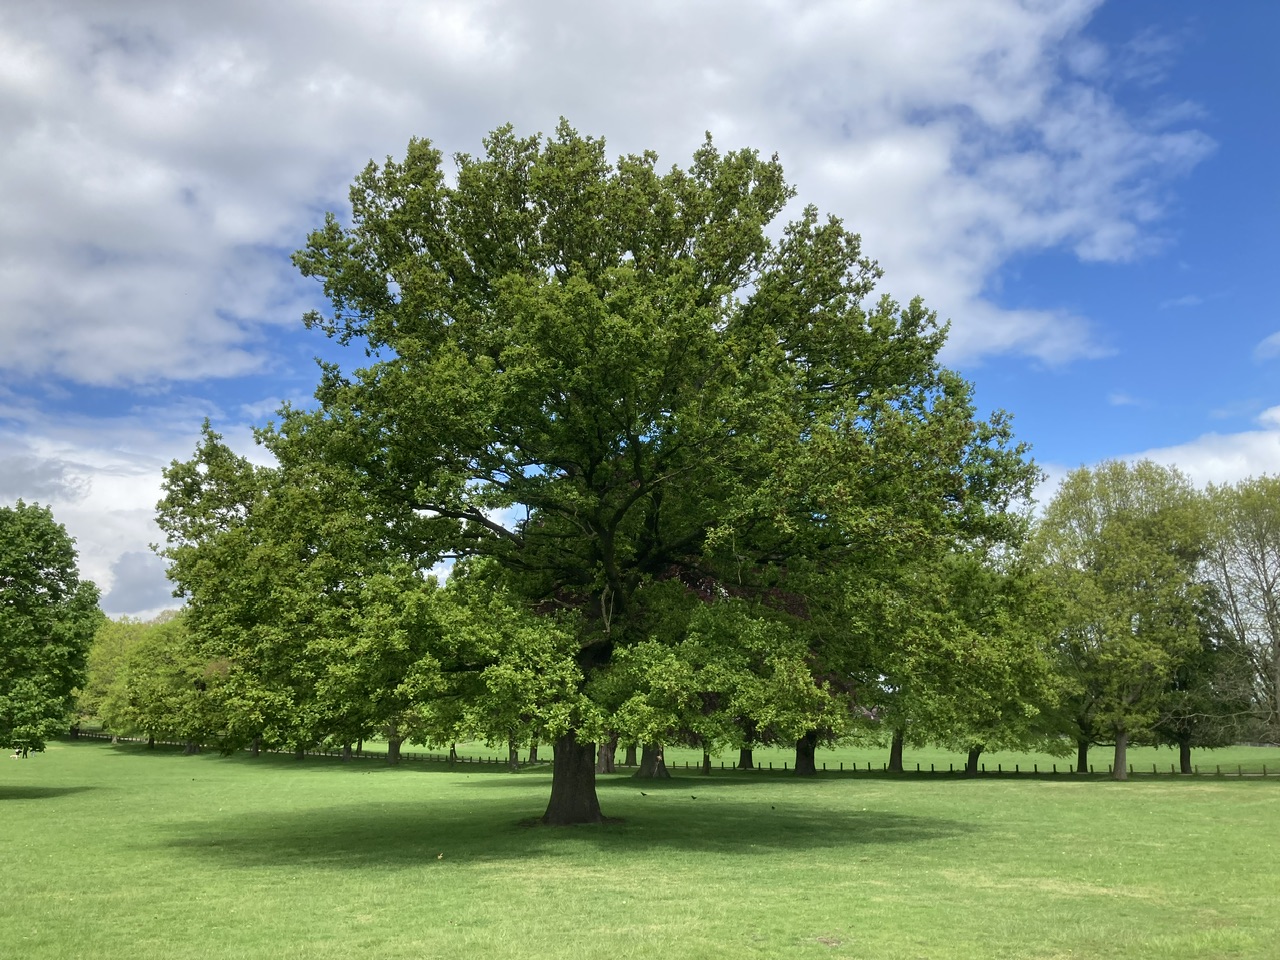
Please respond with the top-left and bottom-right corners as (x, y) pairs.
(103, 612), (225, 753)
(0, 500), (101, 753)
(1151, 583), (1255, 772)
(1034, 461), (1207, 780)
(1203, 475), (1280, 742)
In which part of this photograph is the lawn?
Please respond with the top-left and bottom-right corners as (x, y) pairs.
(2, 739), (1277, 959)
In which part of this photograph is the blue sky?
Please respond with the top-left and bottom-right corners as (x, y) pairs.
(0, 0), (1275, 617)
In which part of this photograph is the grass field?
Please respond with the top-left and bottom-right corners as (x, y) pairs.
(2, 739), (1278, 959)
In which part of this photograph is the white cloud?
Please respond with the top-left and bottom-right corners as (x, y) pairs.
(0, 0), (1213, 385)
(1254, 331), (1280, 360)
(1130, 429), (1280, 488)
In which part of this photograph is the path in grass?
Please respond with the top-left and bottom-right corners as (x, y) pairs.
(2, 739), (1277, 959)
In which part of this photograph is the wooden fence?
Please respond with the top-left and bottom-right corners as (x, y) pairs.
(66, 732), (1272, 777)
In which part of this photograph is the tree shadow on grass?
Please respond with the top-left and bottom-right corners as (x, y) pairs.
(154, 791), (973, 872)
(0, 785), (97, 800)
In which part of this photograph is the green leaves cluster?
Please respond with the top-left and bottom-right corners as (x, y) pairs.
(0, 501), (100, 751)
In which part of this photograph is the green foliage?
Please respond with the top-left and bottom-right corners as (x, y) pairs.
(0, 500), (100, 750)
(1034, 460), (1208, 750)
(276, 121), (1039, 768)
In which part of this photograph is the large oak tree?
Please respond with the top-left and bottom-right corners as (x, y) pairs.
(199, 122), (1037, 823)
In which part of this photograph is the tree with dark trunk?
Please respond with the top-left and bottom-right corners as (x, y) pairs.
(623, 744), (637, 767)
(543, 732), (603, 826)
(595, 735), (617, 774)
(528, 741), (539, 764)
(965, 744), (983, 775)
(509, 739), (521, 772)
(887, 727), (905, 773)
(1076, 737), (1089, 774)
(633, 744), (671, 779)
(158, 122), (1039, 826)
(1112, 726), (1129, 781)
(794, 730), (818, 776)
(738, 746), (754, 770)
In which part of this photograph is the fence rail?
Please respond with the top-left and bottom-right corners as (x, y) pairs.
(64, 732), (1274, 777)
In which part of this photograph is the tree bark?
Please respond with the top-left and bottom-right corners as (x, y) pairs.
(596, 734), (617, 774)
(249, 735), (261, 757)
(342, 742), (353, 762)
(1076, 738), (1089, 774)
(738, 746), (754, 770)
(1112, 727), (1129, 781)
(965, 744), (983, 775)
(147, 734), (155, 750)
(387, 735), (402, 765)
(295, 745), (305, 761)
(623, 743), (637, 766)
(509, 738), (521, 773)
(528, 741), (539, 764)
(701, 745), (712, 775)
(449, 743), (458, 763)
(633, 743), (670, 779)
(183, 740), (200, 755)
(794, 730), (818, 776)
(356, 738), (364, 757)
(1179, 735), (1192, 774)
(542, 731), (604, 826)
(888, 727), (905, 773)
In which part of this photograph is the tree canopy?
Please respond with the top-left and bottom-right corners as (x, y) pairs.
(160, 122), (1039, 822)
(0, 500), (100, 752)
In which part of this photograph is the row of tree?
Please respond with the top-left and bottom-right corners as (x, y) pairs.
(76, 460), (1277, 783)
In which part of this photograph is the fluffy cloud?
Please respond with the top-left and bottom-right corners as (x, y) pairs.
(0, 0), (1211, 387)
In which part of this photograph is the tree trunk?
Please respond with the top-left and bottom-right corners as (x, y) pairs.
(1179, 735), (1192, 774)
(738, 746), (754, 770)
(596, 734), (617, 774)
(794, 730), (818, 776)
(623, 743), (637, 766)
(542, 731), (604, 826)
(965, 744), (983, 775)
(147, 734), (155, 750)
(888, 727), (905, 773)
(633, 743), (670, 779)
(1076, 738), (1089, 774)
(701, 745), (712, 775)
(449, 743), (458, 763)
(342, 742), (353, 762)
(295, 745), (305, 761)
(183, 740), (200, 755)
(249, 735), (261, 757)
(528, 741), (539, 764)
(111, 735), (119, 745)
(70, 723), (80, 739)
(509, 738), (521, 772)
(356, 738), (364, 757)
(387, 735), (402, 765)
(1112, 728), (1129, 781)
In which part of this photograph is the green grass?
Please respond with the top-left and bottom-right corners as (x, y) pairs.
(3, 740), (1278, 959)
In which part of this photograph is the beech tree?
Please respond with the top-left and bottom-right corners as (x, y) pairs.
(1034, 461), (1207, 780)
(0, 501), (101, 752)
(192, 121), (1039, 824)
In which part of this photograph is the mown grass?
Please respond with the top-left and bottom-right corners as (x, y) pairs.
(2, 739), (1277, 959)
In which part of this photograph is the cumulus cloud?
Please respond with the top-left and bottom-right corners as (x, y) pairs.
(0, 0), (1213, 386)
(100, 551), (177, 618)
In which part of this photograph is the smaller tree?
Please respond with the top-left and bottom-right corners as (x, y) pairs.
(0, 501), (101, 753)
(1035, 461), (1207, 780)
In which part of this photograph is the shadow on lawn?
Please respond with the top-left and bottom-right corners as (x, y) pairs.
(155, 791), (973, 871)
(0, 785), (96, 800)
